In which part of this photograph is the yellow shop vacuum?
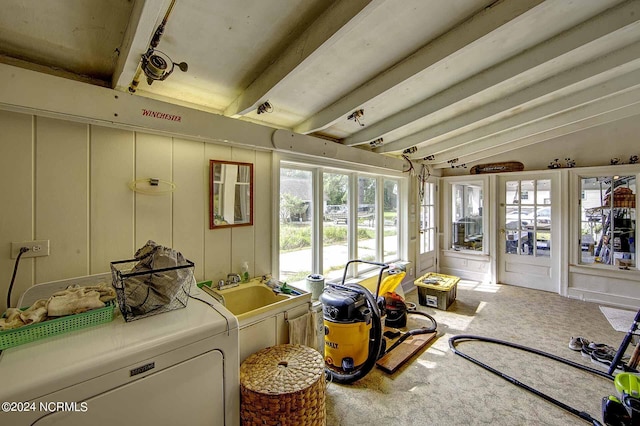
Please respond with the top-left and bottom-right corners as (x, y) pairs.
(320, 260), (397, 384)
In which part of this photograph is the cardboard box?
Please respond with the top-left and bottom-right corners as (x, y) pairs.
(415, 273), (460, 310)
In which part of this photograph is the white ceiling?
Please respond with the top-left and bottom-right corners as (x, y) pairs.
(1, 0), (639, 169)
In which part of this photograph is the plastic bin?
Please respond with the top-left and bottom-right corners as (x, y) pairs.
(415, 273), (460, 310)
(0, 301), (115, 350)
(110, 258), (195, 322)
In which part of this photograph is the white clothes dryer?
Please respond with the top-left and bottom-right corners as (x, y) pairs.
(0, 275), (239, 426)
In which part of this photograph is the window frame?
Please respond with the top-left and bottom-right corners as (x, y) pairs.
(443, 175), (489, 255)
(571, 166), (638, 271)
(274, 155), (407, 284)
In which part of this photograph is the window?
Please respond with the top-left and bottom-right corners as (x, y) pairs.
(323, 171), (349, 281)
(278, 161), (404, 284)
(451, 182), (483, 251)
(279, 168), (313, 283)
(383, 179), (400, 263)
(357, 176), (377, 264)
(580, 175), (636, 268)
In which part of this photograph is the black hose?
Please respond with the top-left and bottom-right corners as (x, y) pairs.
(407, 309), (438, 329)
(449, 335), (609, 425)
(384, 310), (438, 355)
(6, 247), (29, 309)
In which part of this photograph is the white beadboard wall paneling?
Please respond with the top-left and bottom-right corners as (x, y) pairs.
(35, 117), (89, 283)
(254, 150), (272, 277)
(134, 133), (173, 249)
(204, 143), (232, 283)
(0, 110), (35, 310)
(90, 125), (135, 273)
(172, 137), (206, 281)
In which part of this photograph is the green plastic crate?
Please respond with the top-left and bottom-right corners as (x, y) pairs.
(0, 301), (115, 350)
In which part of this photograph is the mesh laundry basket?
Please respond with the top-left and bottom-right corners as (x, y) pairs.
(240, 344), (326, 426)
(110, 258), (194, 322)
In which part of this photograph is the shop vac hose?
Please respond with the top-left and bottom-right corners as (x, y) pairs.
(327, 283), (383, 385)
(449, 335), (610, 425)
(383, 310), (438, 355)
(407, 309), (438, 332)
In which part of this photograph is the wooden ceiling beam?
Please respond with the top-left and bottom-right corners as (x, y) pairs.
(414, 69), (640, 161)
(344, 0), (640, 147)
(432, 103), (640, 168)
(377, 41), (640, 154)
(112, 0), (167, 91)
(293, 0), (545, 135)
(223, 0), (380, 118)
(427, 88), (640, 168)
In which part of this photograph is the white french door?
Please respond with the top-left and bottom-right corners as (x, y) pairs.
(497, 174), (560, 292)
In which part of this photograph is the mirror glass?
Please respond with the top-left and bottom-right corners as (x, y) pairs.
(209, 160), (253, 229)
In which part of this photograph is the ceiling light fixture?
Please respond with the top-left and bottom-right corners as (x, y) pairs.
(403, 147), (417, 154)
(347, 109), (365, 126)
(447, 158), (467, 169)
(369, 138), (383, 148)
(257, 101), (273, 114)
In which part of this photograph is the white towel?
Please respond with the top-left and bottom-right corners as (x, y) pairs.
(288, 312), (318, 348)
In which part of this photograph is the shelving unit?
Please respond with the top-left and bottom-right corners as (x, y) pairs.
(585, 197), (636, 268)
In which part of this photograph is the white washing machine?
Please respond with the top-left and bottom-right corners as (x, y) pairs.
(0, 274), (240, 426)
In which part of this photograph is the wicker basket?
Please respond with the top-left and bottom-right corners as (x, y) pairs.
(240, 344), (326, 426)
(603, 188), (636, 208)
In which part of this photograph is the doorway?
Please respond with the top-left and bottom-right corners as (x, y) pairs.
(498, 175), (560, 292)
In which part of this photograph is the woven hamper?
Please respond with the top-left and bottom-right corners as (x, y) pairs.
(240, 344), (326, 426)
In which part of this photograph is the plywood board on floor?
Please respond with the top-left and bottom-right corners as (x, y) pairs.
(376, 331), (437, 374)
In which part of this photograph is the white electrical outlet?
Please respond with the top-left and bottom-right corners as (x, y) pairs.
(11, 240), (50, 258)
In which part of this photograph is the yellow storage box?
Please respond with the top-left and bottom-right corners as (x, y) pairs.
(414, 273), (460, 310)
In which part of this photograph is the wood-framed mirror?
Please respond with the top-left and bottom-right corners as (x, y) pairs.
(209, 160), (253, 229)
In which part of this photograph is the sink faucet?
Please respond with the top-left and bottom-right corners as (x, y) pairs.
(217, 273), (241, 290)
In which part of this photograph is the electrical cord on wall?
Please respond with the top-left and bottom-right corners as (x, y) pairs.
(6, 247), (29, 309)
(188, 294), (231, 336)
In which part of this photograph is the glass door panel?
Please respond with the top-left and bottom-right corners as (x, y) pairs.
(504, 179), (551, 257)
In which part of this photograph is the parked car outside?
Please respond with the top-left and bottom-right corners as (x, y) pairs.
(506, 206), (550, 226)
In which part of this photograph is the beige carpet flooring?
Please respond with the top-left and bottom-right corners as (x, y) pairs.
(325, 281), (635, 425)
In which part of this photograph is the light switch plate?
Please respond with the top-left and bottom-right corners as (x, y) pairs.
(11, 240), (50, 258)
